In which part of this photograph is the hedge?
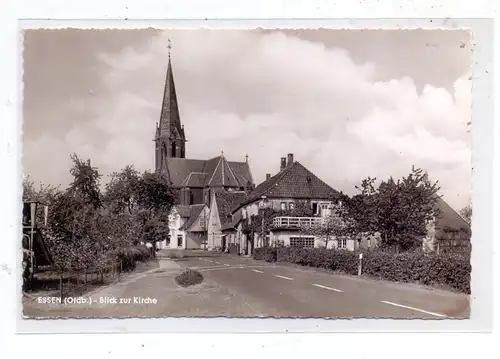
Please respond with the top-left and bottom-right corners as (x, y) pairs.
(116, 245), (153, 272)
(252, 247), (471, 294)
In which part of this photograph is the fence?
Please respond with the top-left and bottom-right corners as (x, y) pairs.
(36, 261), (125, 300)
(272, 216), (323, 229)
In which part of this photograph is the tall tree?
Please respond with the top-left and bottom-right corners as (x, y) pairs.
(135, 171), (176, 216)
(103, 165), (141, 215)
(347, 167), (441, 252)
(68, 153), (103, 209)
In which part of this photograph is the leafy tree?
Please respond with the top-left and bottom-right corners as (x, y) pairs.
(103, 165), (141, 215)
(135, 171), (176, 216)
(459, 204), (472, 226)
(346, 167), (441, 252)
(68, 153), (103, 209)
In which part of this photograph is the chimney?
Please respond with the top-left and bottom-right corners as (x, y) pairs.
(266, 173), (271, 181)
(287, 153), (294, 167)
(280, 157), (286, 171)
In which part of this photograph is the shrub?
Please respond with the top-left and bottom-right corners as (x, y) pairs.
(175, 269), (204, 287)
(117, 245), (152, 272)
(253, 247), (277, 262)
(253, 246), (471, 294)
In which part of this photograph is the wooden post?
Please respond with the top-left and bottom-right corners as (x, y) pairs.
(59, 274), (63, 301)
(358, 253), (363, 276)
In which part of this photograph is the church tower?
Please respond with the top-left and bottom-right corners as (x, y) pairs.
(155, 40), (186, 175)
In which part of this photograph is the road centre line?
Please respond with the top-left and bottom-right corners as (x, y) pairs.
(252, 269), (264, 274)
(224, 264), (230, 267)
(311, 283), (343, 293)
(197, 265), (268, 272)
(380, 300), (447, 318)
(274, 274), (294, 281)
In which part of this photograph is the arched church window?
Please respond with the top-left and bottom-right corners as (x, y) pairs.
(171, 141), (177, 157)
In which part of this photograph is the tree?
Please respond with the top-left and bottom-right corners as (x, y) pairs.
(135, 171), (176, 216)
(68, 153), (103, 209)
(103, 165), (141, 215)
(346, 167), (441, 252)
(459, 204), (472, 226)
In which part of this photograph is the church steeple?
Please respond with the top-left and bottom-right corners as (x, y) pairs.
(155, 39), (186, 175)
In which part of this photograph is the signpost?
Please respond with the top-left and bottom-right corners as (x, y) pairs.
(358, 253), (363, 276)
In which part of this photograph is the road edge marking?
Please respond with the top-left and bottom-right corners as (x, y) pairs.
(274, 274), (294, 281)
(312, 283), (343, 293)
(252, 269), (264, 274)
(380, 300), (447, 318)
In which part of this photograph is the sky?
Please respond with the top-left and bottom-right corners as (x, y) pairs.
(22, 29), (472, 212)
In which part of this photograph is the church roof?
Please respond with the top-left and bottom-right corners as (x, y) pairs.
(158, 57), (184, 141)
(165, 155), (253, 189)
(233, 160), (340, 212)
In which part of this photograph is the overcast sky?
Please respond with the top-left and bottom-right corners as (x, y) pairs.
(23, 29), (472, 211)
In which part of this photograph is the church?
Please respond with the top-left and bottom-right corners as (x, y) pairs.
(154, 48), (255, 250)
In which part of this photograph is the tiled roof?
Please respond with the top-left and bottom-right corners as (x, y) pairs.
(165, 158), (206, 187)
(229, 161), (254, 186)
(435, 197), (472, 237)
(214, 191), (248, 226)
(175, 205), (192, 218)
(180, 172), (208, 187)
(244, 161), (340, 204)
(221, 209), (243, 231)
(207, 156), (242, 188)
(165, 155), (253, 189)
(179, 204), (206, 231)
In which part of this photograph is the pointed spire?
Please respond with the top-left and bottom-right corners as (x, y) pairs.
(245, 154), (248, 163)
(168, 37), (172, 59)
(158, 38), (183, 141)
(221, 150), (224, 157)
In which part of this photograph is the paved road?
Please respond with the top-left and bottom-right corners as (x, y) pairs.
(23, 251), (470, 319)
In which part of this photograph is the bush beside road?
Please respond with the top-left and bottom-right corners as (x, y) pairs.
(253, 247), (471, 294)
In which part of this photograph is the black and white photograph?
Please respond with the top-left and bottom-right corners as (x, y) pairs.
(21, 28), (472, 319)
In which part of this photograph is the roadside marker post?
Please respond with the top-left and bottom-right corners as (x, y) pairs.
(358, 253), (363, 276)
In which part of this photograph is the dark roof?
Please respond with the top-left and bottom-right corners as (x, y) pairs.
(179, 204), (206, 231)
(435, 197), (472, 237)
(235, 161), (339, 211)
(175, 205), (192, 218)
(181, 172), (208, 187)
(165, 155), (253, 189)
(165, 158), (206, 186)
(215, 191), (248, 226)
(221, 208), (243, 231)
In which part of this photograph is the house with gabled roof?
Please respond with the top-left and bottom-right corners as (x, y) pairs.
(423, 197), (471, 254)
(229, 153), (344, 254)
(206, 190), (249, 251)
(152, 51), (254, 246)
(157, 203), (210, 250)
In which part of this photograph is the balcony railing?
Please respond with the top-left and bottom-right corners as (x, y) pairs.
(272, 216), (323, 229)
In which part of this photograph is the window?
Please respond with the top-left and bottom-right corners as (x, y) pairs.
(337, 238), (347, 249)
(289, 202), (295, 210)
(290, 237), (315, 248)
(312, 202), (318, 214)
(177, 235), (183, 247)
(281, 202), (287, 211)
(171, 142), (177, 157)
